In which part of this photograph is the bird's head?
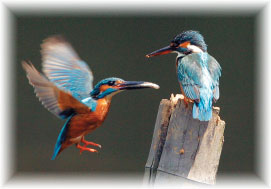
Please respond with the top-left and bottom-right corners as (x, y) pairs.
(146, 30), (207, 58)
(90, 77), (159, 100)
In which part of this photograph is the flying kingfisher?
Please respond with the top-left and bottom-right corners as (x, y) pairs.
(23, 36), (159, 160)
(146, 30), (221, 121)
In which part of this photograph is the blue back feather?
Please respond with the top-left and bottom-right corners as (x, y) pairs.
(81, 96), (97, 111)
(177, 52), (221, 121)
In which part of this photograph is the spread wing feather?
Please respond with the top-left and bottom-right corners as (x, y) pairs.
(41, 36), (94, 101)
(22, 61), (93, 119)
(22, 61), (64, 118)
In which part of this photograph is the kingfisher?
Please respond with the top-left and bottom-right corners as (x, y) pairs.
(23, 36), (159, 160)
(146, 30), (221, 121)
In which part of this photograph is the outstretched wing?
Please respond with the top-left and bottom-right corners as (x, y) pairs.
(41, 36), (93, 101)
(207, 55), (221, 101)
(22, 61), (92, 119)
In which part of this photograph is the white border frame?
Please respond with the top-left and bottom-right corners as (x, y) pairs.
(1, 0), (270, 188)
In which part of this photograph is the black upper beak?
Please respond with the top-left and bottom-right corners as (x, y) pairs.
(118, 81), (160, 90)
(146, 45), (174, 58)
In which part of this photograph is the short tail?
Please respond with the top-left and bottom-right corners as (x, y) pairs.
(51, 146), (62, 160)
(51, 115), (73, 160)
(192, 98), (212, 121)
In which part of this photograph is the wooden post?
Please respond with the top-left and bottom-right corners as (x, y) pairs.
(144, 94), (225, 185)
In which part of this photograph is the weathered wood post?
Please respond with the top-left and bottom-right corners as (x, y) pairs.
(144, 94), (225, 185)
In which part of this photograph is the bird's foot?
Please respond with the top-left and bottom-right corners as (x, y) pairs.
(81, 137), (102, 148)
(183, 97), (189, 108)
(183, 97), (193, 108)
(77, 144), (98, 154)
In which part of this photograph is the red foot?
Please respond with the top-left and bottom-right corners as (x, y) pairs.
(79, 137), (101, 154)
(81, 137), (101, 148)
(77, 143), (98, 154)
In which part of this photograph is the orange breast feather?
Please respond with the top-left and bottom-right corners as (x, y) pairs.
(61, 98), (111, 145)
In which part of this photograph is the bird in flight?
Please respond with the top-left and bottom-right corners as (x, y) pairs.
(23, 36), (159, 159)
(146, 30), (221, 121)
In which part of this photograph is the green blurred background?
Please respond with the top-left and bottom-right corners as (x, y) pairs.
(15, 14), (255, 174)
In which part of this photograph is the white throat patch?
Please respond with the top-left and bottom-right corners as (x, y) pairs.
(187, 44), (203, 53)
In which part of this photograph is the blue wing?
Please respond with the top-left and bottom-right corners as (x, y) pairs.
(206, 55), (221, 101)
(177, 54), (202, 100)
(22, 61), (96, 119)
(177, 53), (221, 101)
(41, 36), (94, 101)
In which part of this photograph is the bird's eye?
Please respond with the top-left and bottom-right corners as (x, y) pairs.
(170, 42), (178, 47)
(108, 81), (115, 86)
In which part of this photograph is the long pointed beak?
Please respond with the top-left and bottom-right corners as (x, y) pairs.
(146, 45), (174, 58)
(118, 81), (160, 90)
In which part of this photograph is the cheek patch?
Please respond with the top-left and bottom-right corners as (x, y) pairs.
(100, 85), (110, 92)
(179, 41), (190, 48)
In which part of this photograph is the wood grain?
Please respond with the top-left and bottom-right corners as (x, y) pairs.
(144, 94), (225, 185)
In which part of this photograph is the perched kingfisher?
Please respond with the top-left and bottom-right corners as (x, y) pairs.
(23, 36), (159, 160)
(146, 30), (221, 121)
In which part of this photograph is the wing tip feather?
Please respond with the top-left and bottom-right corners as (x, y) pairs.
(22, 60), (33, 71)
(41, 35), (69, 50)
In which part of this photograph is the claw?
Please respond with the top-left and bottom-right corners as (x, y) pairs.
(183, 97), (189, 108)
(183, 96), (194, 108)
